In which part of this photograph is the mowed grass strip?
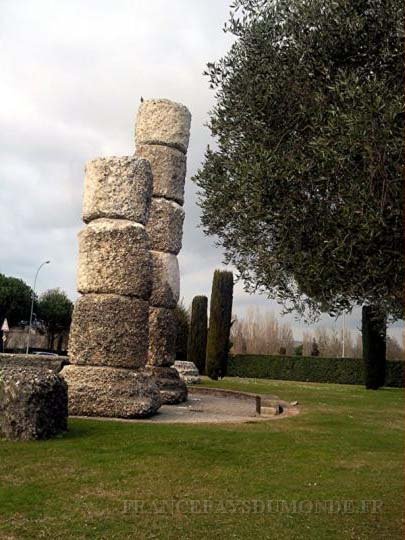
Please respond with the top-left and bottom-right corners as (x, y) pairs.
(0, 378), (403, 540)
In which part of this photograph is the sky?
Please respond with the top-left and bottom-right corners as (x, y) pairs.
(0, 0), (402, 344)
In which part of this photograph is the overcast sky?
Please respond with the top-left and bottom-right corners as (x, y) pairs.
(1, 0), (402, 343)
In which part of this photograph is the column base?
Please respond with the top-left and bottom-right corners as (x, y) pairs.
(61, 365), (161, 418)
(145, 366), (188, 404)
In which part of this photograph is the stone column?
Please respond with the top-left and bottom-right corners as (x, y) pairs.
(135, 99), (191, 404)
(61, 157), (161, 418)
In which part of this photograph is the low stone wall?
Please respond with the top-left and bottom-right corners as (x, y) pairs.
(0, 353), (68, 373)
(188, 386), (259, 402)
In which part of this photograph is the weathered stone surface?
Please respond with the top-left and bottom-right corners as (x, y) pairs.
(144, 366), (187, 404)
(148, 306), (176, 367)
(0, 366), (68, 440)
(0, 353), (68, 373)
(77, 219), (152, 298)
(69, 294), (149, 369)
(146, 198), (184, 255)
(136, 144), (186, 205)
(174, 361), (201, 385)
(135, 99), (191, 154)
(61, 365), (161, 418)
(150, 251), (180, 308)
(82, 156), (153, 225)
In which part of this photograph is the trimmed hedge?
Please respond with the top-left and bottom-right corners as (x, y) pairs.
(227, 354), (404, 388)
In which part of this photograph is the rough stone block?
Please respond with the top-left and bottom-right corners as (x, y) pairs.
(77, 219), (152, 298)
(0, 366), (68, 440)
(174, 360), (201, 385)
(146, 198), (184, 255)
(136, 144), (186, 204)
(69, 294), (149, 369)
(82, 156), (152, 225)
(135, 99), (191, 154)
(150, 251), (180, 308)
(61, 365), (161, 418)
(148, 306), (176, 367)
(144, 366), (187, 404)
(0, 353), (68, 373)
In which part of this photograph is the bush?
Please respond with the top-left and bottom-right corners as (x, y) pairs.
(227, 354), (404, 388)
(187, 296), (208, 375)
(206, 270), (233, 379)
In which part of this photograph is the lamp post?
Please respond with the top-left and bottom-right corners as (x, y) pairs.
(25, 260), (50, 354)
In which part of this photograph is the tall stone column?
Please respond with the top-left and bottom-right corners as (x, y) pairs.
(135, 99), (191, 404)
(61, 157), (161, 418)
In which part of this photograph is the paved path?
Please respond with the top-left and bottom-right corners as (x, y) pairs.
(74, 389), (299, 424)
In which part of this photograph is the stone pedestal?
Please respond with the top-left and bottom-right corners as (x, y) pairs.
(61, 365), (161, 418)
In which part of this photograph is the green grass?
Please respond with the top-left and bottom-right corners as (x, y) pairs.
(0, 378), (403, 540)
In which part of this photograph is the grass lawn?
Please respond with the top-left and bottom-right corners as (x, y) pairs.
(0, 378), (403, 539)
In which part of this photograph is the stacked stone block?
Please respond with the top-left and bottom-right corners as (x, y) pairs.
(62, 156), (161, 418)
(135, 99), (191, 404)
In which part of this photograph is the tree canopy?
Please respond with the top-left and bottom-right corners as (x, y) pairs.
(38, 288), (73, 349)
(194, 0), (403, 321)
(0, 274), (33, 327)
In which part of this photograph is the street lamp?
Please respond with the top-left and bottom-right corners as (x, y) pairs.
(25, 260), (50, 354)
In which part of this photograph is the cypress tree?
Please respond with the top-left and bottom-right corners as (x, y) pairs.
(174, 301), (189, 360)
(206, 270), (233, 380)
(362, 305), (386, 390)
(187, 295), (208, 374)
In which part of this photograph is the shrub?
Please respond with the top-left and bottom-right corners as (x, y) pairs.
(206, 270), (233, 379)
(227, 354), (403, 387)
(187, 296), (208, 374)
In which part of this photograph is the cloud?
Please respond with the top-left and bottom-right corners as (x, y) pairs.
(1, 0), (402, 343)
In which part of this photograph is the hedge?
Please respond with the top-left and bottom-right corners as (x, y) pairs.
(227, 354), (404, 388)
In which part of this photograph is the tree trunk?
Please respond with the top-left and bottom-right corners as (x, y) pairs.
(48, 330), (55, 352)
(57, 333), (63, 353)
(362, 305), (386, 389)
